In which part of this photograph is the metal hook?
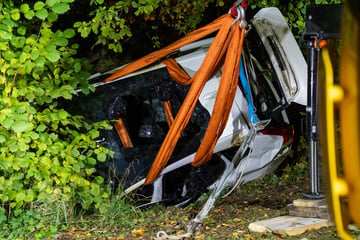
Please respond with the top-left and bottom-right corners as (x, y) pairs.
(230, 6), (246, 28)
(230, 7), (241, 26)
(238, 6), (246, 28)
(234, 0), (243, 7)
(229, 0), (243, 13)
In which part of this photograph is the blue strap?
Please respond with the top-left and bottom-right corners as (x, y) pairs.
(239, 58), (259, 123)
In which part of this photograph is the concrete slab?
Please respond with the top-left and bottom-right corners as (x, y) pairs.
(293, 198), (327, 208)
(248, 216), (333, 236)
(287, 198), (329, 219)
(288, 203), (329, 219)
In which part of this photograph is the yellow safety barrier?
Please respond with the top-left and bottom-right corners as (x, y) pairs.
(319, 0), (359, 239)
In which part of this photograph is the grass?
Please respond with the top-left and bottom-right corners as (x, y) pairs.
(1, 156), (359, 239)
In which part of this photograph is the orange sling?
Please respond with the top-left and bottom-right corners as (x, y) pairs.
(192, 22), (246, 167)
(144, 16), (236, 185)
(104, 14), (234, 83)
(114, 117), (133, 148)
(104, 12), (245, 185)
(162, 58), (192, 85)
(163, 100), (175, 127)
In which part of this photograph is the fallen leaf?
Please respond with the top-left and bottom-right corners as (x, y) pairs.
(132, 227), (145, 236)
(233, 218), (243, 222)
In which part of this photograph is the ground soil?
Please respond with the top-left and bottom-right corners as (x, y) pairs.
(152, 174), (339, 240)
(121, 156), (341, 240)
(61, 155), (345, 240)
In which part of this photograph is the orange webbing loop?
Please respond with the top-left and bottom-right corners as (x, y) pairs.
(192, 22), (245, 167)
(163, 100), (174, 127)
(114, 117), (133, 148)
(104, 14), (234, 83)
(144, 16), (235, 185)
(162, 58), (192, 85)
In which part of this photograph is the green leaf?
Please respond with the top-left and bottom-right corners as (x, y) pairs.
(58, 85), (74, 99)
(34, 1), (45, 10)
(23, 45), (32, 53)
(58, 109), (68, 119)
(24, 10), (35, 20)
(29, 132), (39, 140)
(80, 85), (89, 95)
(2, 118), (14, 129)
(2, 18), (17, 28)
(19, 52), (27, 63)
(47, 11), (58, 22)
(18, 141), (29, 151)
(94, 176), (104, 184)
(0, 42), (7, 50)
(89, 85), (95, 92)
(51, 3), (70, 14)
(71, 149), (80, 157)
(40, 156), (51, 168)
(9, 143), (19, 152)
(54, 36), (68, 46)
(36, 123), (47, 132)
(16, 191), (25, 202)
(31, 50), (40, 60)
(46, 0), (60, 7)
(79, 26), (91, 38)
(24, 191), (34, 202)
(25, 35), (36, 45)
(90, 183), (101, 195)
(96, 152), (106, 162)
(73, 21), (82, 28)
(74, 62), (81, 72)
(87, 157), (97, 166)
(12, 120), (31, 133)
(45, 49), (60, 62)
(63, 28), (75, 38)
(0, 30), (12, 40)
(20, 4), (30, 13)
(38, 142), (47, 152)
(35, 8), (48, 20)
(10, 9), (21, 21)
(24, 61), (34, 74)
(10, 36), (25, 48)
(14, 103), (28, 114)
(50, 112), (59, 120)
(35, 56), (46, 67)
(296, 2), (304, 9)
(0, 135), (6, 143)
(89, 129), (99, 139)
(17, 26), (26, 35)
(85, 168), (95, 175)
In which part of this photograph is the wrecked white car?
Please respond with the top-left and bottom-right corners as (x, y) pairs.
(64, 7), (307, 210)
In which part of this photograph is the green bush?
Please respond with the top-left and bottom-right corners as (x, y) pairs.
(72, 0), (218, 52)
(0, 0), (113, 227)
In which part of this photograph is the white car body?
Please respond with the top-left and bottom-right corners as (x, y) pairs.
(86, 7), (307, 206)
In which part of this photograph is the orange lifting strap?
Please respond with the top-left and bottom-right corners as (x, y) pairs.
(104, 14), (233, 83)
(104, 13), (246, 185)
(193, 22), (245, 167)
(162, 58), (192, 85)
(163, 100), (175, 128)
(114, 117), (133, 148)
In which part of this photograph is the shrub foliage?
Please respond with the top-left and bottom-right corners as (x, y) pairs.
(0, 0), (113, 225)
